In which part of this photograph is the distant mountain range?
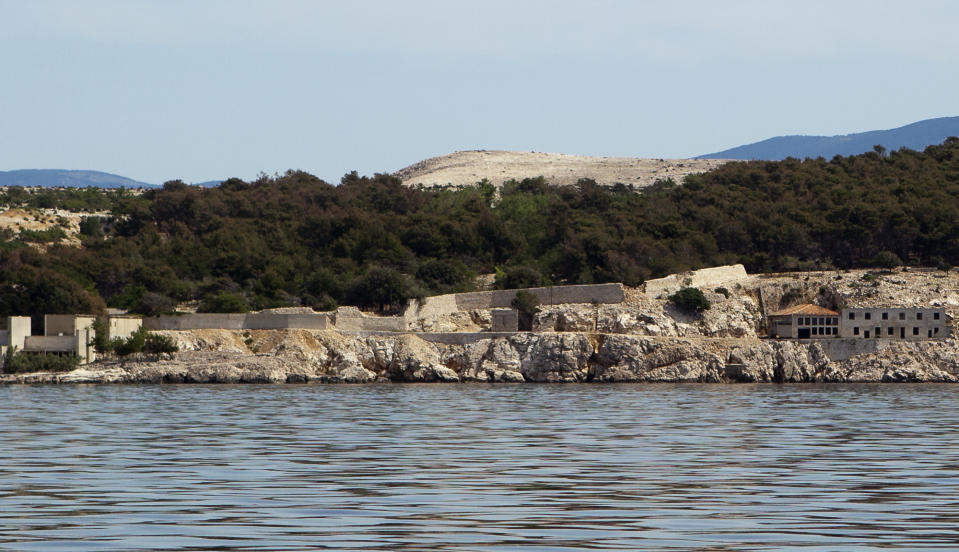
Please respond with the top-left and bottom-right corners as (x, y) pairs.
(0, 169), (156, 189)
(0, 169), (224, 189)
(698, 116), (959, 160)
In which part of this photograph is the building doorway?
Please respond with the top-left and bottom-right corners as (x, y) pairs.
(798, 328), (810, 339)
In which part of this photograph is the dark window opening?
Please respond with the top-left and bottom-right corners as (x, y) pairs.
(882, 312), (888, 320)
(854, 327), (860, 335)
(849, 312), (855, 320)
(934, 312), (940, 320)
(864, 330), (870, 338)
(913, 327), (919, 336)
(888, 327), (894, 336)
(917, 312), (923, 320)
(900, 327), (905, 339)
(865, 312), (872, 320)
(875, 327), (880, 338)
(899, 312), (905, 320)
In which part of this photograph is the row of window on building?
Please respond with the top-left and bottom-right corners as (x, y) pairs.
(767, 305), (949, 340)
(848, 311), (939, 321)
(851, 326), (940, 338)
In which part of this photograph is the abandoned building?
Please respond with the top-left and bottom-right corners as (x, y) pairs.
(0, 314), (143, 364)
(768, 304), (949, 340)
(767, 304), (841, 339)
(839, 307), (948, 340)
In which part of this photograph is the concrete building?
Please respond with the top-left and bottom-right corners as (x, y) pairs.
(1, 315), (97, 365)
(839, 307), (948, 340)
(767, 304), (840, 339)
(107, 315), (142, 341)
(44, 314), (95, 337)
(0, 316), (32, 359)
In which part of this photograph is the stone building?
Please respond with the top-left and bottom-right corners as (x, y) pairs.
(839, 307), (948, 340)
(767, 304), (840, 339)
(768, 304), (949, 340)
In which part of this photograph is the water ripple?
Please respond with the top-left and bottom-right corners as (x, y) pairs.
(2, 384), (959, 550)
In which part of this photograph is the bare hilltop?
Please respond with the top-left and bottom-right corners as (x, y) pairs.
(394, 150), (730, 188)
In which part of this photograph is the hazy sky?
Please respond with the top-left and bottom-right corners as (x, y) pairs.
(2, 0), (957, 184)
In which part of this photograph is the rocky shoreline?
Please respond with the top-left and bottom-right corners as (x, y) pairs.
(3, 329), (958, 384)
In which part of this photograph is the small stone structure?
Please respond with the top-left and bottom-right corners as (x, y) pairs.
(490, 309), (519, 332)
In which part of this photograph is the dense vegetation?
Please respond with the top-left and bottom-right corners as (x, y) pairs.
(2, 139), (959, 323)
(1, 348), (80, 374)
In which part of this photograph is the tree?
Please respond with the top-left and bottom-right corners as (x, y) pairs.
(347, 266), (420, 313)
(668, 287), (711, 314)
(511, 290), (541, 331)
(495, 266), (544, 290)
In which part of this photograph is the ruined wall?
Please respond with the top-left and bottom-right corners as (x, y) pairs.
(644, 264), (749, 298)
(334, 307), (406, 331)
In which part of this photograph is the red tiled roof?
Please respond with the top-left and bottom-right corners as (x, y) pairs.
(769, 303), (838, 316)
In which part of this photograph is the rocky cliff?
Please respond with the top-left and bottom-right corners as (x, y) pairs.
(4, 267), (958, 385)
(3, 329), (957, 384)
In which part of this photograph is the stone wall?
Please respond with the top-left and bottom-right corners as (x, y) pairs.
(144, 312), (330, 331)
(453, 283), (625, 310)
(25, 335), (76, 352)
(815, 339), (886, 362)
(644, 264), (749, 298)
(333, 307), (406, 331)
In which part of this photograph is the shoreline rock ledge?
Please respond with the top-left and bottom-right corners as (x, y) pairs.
(2, 330), (958, 384)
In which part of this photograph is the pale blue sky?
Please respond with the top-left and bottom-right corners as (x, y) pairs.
(1, 0), (957, 184)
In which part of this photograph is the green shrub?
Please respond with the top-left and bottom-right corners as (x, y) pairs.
(18, 227), (67, 243)
(668, 287), (711, 314)
(112, 328), (146, 356)
(496, 266), (545, 290)
(871, 250), (902, 269)
(143, 332), (178, 356)
(714, 287), (730, 298)
(2, 348), (80, 374)
(197, 291), (249, 313)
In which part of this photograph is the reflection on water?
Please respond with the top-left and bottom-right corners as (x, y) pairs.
(2, 384), (959, 550)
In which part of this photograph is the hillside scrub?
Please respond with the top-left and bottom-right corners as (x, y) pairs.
(2, 139), (959, 321)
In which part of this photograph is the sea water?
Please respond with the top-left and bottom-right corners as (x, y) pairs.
(1, 384), (958, 550)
